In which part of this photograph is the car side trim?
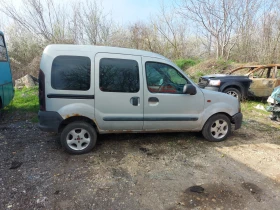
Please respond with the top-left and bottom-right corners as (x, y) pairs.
(47, 94), (95, 99)
(103, 117), (198, 121)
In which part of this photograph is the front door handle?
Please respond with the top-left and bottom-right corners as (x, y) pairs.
(130, 97), (140, 106)
(148, 97), (159, 106)
(148, 97), (159, 103)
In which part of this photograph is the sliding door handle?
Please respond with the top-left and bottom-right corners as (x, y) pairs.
(130, 97), (140, 106)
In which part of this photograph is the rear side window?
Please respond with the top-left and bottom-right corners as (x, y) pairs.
(0, 35), (7, 61)
(99, 58), (139, 92)
(51, 56), (91, 90)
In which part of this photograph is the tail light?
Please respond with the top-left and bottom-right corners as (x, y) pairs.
(39, 69), (46, 111)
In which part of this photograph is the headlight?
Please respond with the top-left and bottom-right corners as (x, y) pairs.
(209, 80), (221, 86)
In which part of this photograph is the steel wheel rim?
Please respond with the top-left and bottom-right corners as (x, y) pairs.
(66, 128), (91, 151)
(210, 119), (228, 139)
(226, 90), (238, 98)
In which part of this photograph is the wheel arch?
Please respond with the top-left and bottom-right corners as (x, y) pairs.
(58, 116), (99, 133)
(220, 83), (244, 95)
(202, 112), (232, 129)
(201, 100), (239, 130)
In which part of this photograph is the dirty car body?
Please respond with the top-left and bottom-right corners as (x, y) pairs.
(38, 45), (242, 154)
(229, 64), (280, 97)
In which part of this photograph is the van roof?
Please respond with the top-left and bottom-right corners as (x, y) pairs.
(44, 44), (169, 61)
(0, 31), (3, 36)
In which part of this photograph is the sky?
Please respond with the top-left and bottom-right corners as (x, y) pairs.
(100, 0), (171, 24)
(4, 0), (174, 26)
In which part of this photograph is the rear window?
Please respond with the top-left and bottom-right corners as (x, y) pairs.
(51, 56), (91, 90)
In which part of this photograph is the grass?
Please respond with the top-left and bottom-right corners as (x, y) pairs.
(240, 99), (279, 130)
(4, 87), (39, 122)
(241, 99), (271, 120)
(6, 87), (39, 112)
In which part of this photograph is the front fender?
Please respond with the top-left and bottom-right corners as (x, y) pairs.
(219, 82), (243, 93)
(200, 102), (238, 130)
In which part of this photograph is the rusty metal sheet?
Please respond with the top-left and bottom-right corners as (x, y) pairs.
(228, 64), (280, 97)
(229, 64), (280, 75)
(229, 65), (265, 74)
(249, 79), (278, 97)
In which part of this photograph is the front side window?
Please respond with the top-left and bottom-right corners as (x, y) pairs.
(99, 58), (139, 93)
(0, 35), (7, 61)
(51, 56), (91, 90)
(146, 62), (188, 94)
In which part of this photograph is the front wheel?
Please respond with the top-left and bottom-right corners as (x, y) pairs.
(61, 121), (97, 154)
(202, 114), (231, 142)
(223, 88), (241, 100)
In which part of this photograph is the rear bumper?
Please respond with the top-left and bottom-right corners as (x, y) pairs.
(232, 112), (243, 130)
(38, 111), (63, 132)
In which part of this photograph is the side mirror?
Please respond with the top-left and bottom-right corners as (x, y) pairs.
(183, 84), (197, 95)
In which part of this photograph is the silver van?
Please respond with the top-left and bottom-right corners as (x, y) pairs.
(38, 45), (242, 154)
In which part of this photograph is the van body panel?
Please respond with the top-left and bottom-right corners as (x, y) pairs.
(0, 31), (14, 108)
(43, 44), (169, 61)
(2, 82), (14, 107)
(94, 53), (144, 131)
(199, 89), (240, 129)
(57, 103), (95, 120)
(41, 49), (95, 118)
(38, 44), (242, 143)
(141, 56), (205, 130)
(201, 89), (239, 115)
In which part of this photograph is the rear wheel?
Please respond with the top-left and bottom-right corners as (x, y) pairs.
(202, 114), (231, 142)
(61, 121), (97, 154)
(223, 88), (241, 100)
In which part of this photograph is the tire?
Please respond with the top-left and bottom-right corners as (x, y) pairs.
(60, 121), (97, 154)
(202, 114), (231, 142)
(223, 88), (241, 100)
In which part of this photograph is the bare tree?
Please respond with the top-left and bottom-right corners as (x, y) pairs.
(75, 0), (113, 45)
(127, 22), (156, 52)
(0, 15), (6, 30)
(152, 3), (187, 59)
(177, 0), (257, 60)
(5, 23), (43, 79)
(107, 25), (131, 48)
(0, 0), (74, 43)
(0, 0), (115, 45)
(257, 2), (280, 63)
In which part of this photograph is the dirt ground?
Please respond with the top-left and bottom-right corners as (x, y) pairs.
(0, 111), (280, 210)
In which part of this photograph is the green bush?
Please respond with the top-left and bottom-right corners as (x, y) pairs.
(216, 58), (233, 71)
(189, 70), (212, 83)
(174, 59), (200, 70)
